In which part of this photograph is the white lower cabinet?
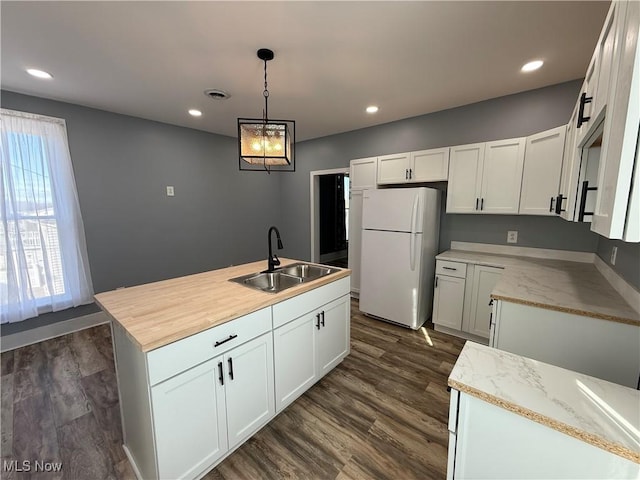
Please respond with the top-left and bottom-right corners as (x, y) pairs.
(274, 293), (350, 412)
(447, 390), (638, 479)
(113, 276), (351, 480)
(491, 299), (640, 388)
(433, 275), (466, 330)
(467, 265), (502, 338)
(433, 260), (502, 342)
(151, 332), (274, 479)
(151, 358), (228, 480)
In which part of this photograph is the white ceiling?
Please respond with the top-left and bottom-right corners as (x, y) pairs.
(1, 1), (610, 141)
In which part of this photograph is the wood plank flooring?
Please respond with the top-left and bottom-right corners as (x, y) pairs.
(1, 300), (465, 479)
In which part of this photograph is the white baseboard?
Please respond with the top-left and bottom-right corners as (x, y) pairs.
(0, 311), (109, 352)
(593, 255), (640, 314)
(450, 241), (596, 263)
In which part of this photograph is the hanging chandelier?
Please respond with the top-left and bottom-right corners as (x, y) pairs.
(238, 48), (295, 173)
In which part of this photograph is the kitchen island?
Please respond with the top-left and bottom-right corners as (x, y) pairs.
(95, 258), (351, 480)
(446, 341), (640, 479)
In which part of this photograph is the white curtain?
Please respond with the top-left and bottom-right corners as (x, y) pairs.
(1, 109), (94, 323)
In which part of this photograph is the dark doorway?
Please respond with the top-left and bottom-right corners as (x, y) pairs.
(319, 174), (349, 267)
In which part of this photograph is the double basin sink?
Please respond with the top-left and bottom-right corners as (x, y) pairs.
(230, 262), (340, 293)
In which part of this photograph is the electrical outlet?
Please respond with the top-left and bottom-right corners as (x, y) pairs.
(611, 246), (618, 265)
(166, 186), (175, 197)
(507, 231), (518, 244)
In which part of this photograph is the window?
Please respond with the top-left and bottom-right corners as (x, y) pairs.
(1, 109), (93, 323)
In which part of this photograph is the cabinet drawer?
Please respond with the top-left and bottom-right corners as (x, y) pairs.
(272, 276), (350, 329)
(436, 260), (467, 279)
(147, 307), (272, 385)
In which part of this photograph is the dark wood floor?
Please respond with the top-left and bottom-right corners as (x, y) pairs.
(1, 300), (465, 479)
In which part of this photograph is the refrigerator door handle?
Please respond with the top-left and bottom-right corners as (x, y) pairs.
(409, 193), (420, 271)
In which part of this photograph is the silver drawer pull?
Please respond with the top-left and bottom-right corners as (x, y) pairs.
(442, 266), (457, 271)
(214, 334), (238, 347)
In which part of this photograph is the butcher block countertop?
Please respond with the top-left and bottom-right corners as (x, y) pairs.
(449, 341), (640, 464)
(95, 258), (350, 352)
(436, 250), (639, 326)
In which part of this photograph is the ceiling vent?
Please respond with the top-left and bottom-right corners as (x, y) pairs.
(204, 89), (231, 100)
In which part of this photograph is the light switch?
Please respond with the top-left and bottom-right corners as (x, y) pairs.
(166, 186), (175, 197)
(507, 231), (518, 243)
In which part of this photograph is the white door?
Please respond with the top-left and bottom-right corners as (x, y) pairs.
(519, 126), (567, 216)
(377, 152), (410, 184)
(350, 157), (378, 190)
(316, 294), (351, 376)
(432, 275), (465, 330)
(411, 148), (450, 182)
(446, 143), (484, 213)
(225, 332), (275, 450)
(273, 314), (317, 412)
(362, 188), (426, 232)
(347, 190), (364, 296)
(152, 358), (228, 480)
(468, 266), (502, 338)
(360, 230), (422, 328)
(480, 138), (526, 214)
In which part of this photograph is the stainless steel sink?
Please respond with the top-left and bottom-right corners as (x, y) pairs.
(277, 262), (339, 280)
(230, 271), (302, 293)
(230, 262), (340, 293)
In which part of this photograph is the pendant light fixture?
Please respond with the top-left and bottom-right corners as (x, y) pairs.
(238, 48), (295, 173)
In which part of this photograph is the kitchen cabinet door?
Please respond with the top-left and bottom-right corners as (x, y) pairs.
(350, 157), (378, 190)
(152, 358), (228, 480)
(273, 314), (317, 412)
(446, 143), (485, 213)
(316, 294), (351, 376)
(519, 126), (566, 216)
(480, 138), (526, 214)
(411, 147), (450, 182)
(591, 0), (639, 240)
(347, 189), (364, 296)
(224, 332), (275, 450)
(432, 275), (465, 330)
(377, 152), (410, 184)
(468, 266), (502, 338)
(557, 103), (582, 221)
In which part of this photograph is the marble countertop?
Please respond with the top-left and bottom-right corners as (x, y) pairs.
(436, 250), (639, 326)
(95, 258), (350, 352)
(449, 341), (640, 463)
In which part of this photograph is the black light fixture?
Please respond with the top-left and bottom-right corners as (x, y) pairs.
(238, 48), (295, 173)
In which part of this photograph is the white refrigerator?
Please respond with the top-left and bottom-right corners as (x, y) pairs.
(359, 187), (440, 329)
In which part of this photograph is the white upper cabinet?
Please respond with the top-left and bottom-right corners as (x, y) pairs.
(557, 102), (582, 221)
(410, 148), (450, 182)
(377, 148), (450, 185)
(575, 2), (622, 146)
(519, 126), (567, 216)
(591, 0), (640, 241)
(447, 139), (525, 214)
(350, 157), (378, 190)
(377, 152), (411, 184)
(446, 143), (485, 213)
(480, 138), (526, 214)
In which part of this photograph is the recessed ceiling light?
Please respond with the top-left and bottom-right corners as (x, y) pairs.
(521, 60), (544, 72)
(366, 106), (379, 114)
(26, 68), (52, 79)
(188, 109), (202, 117)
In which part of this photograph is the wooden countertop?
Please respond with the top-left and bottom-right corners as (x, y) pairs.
(95, 258), (351, 352)
(436, 250), (639, 326)
(449, 341), (640, 464)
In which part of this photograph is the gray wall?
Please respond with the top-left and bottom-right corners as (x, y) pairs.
(596, 238), (640, 290)
(1, 90), (281, 333)
(279, 79), (602, 260)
